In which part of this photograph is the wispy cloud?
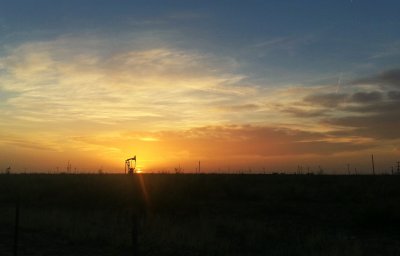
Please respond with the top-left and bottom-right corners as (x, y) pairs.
(1, 33), (400, 171)
(303, 93), (349, 108)
(368, 41), (400, 60)
(252, 35), (316, 52)
(0, 34), (252, 129)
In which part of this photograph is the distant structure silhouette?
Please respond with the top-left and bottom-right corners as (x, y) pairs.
(371, 154), (376, 175)
(125, 155), (136, 174)
(67, 161), (72, 173)
(397, 161), (400, 174)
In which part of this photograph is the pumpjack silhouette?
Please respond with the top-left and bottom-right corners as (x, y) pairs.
(125, 156), (136, 174)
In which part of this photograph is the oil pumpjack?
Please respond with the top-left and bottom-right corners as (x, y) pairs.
(125, 155), (136, 174)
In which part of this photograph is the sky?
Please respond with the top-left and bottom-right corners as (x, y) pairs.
(1, 0), (400, 173)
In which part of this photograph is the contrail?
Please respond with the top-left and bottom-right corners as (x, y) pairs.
(336, 72), (343, 94)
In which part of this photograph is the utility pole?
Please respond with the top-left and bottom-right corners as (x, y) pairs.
(198, 161), (201, 174)
(347, 164), (350, 175)
(371, 154), (375, 175)
(67, 161), (72, 173)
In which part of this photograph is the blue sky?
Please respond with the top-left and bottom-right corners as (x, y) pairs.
(1, 1), (400, 172)
(2, 0), (399, 81)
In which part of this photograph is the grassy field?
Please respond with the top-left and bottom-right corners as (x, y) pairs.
(1, 174), (400, 255)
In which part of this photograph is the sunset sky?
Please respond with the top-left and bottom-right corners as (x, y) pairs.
(1, 1), (400, 173)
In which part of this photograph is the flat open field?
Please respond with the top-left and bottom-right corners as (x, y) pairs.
(1, 174), (400, 255)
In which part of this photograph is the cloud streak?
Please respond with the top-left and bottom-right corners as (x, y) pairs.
(0, 35), (254, 130)
(1, 33), (400, 171)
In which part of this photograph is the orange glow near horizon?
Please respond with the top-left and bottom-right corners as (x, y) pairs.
(1, 123), (399, 174)
(1, 36), (399, 174)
